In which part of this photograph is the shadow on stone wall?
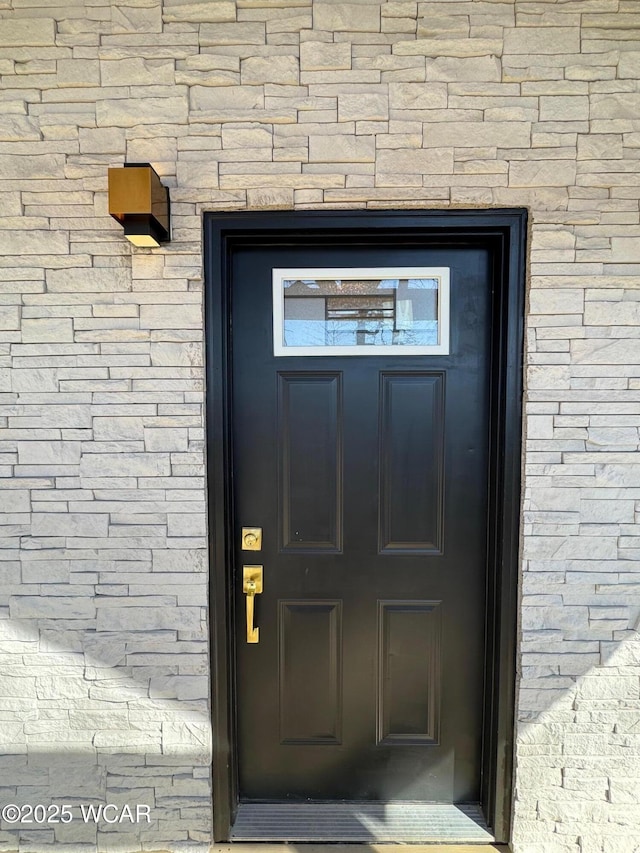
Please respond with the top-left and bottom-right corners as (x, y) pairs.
(511, 623), (640, 853)
(0, 617), (211, 852)
(2, 614), (640, 852)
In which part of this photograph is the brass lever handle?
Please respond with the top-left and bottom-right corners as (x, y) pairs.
(243, 566), (263, 644)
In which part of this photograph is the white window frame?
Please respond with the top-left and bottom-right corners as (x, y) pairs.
(272, 266), (450, 357)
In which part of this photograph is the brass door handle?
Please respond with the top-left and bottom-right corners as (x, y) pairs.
(243, 566), (263, 644)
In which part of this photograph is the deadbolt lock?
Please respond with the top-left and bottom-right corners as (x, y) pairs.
(242, 527), (262, 551)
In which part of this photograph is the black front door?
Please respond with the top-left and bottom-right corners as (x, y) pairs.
(231, 237), (492, 804)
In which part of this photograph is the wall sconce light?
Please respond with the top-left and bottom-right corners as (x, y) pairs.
(108, 163), (170, 248)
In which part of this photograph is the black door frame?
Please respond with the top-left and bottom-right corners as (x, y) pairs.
(204, 208), (527, 843)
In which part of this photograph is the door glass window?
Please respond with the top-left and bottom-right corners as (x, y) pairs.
(273, 267), (450, 356)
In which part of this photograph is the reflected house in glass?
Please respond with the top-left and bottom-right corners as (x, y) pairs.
(273, 267), (450, 356)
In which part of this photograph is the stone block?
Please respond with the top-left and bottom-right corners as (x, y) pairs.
(566, 62), (616, 82)
(376, 132), (422, 149)
(46, 268), (131, 292)
(79, 127), (126, 154)
(522, 604), (588, 633)
(267, 13), (312, 35)
(28, 404), (92, 429)
(57, 59), (100, 88)
(150, 674), (208, 700)
(577, 134), (622, 160)
(394, 38), (502, 57)
(584, 301), (640, 325)
(529, 289), (583, 314)
(200, 22), (265, 45)
(31, 512), (108, 538)
(144, 428), (188, 452)
(383, 2), (417, 17)
(0, 18), (55, 47)
(96, 605), (201, 632)
(389, 81), (446, 110)
(140, 304), (202, 330)
(10, 597), (96, 620)
(609, 779), (640, 805)
(21, 559), (70, 584)
(176, 68), (239, 88)
(190, 85), (263, 111)
(0, 306), (20, 330)
(167, 514), (207, 537)
(80, 453), (171, 478)
(0, 228), (69, 255)
(300, 41), (351, 72)
(510, 160), (576, 187)
(527, 365), (570, 389)
(0, 565), (21, 588)
(424, 121), (530, 148)
(152, 550), (206, 575)
(17, 442), (80, 465)
(376, 147), (453, 174)
(618, 52), (640, 79)
(0, 368), (12, 392)
(247, 187), (295, 208)
(531, 229), (575, 250)
(0, 116), (41, 142)
(339, 93), (388, 121)
(36, 675), (89, 700)
(92, 730), (160, 749)
(611, 238), (640, 262)
(21, 318), (73, 343)
(581, 499), (635, 523)
(591, 93), (640, 120)
(577, 675), (639, 701)
(0, 676), (36, 698)
(314, 4), (381, 32)
(222, 124), (272, 149)
(309, 134), (375, 163)
(181, 53), (240, 72)
(426, 55), (501, 82)
(176, 160), (219, 189)
(96, 96), (188, 128)
(0, 154), (65, 181)
(527, 415), (554, 440)
(161, 719), (210, 755)
(539, 96), (589, 121)
(150, 342), (203, 367)
(163, 0), (236, 23)
(417, 12), (470, 39)
(242, 56), (299, 85)
(100, 58), (175, 87)
(12, 368), (58, 393)
(0, 491), (30, 514)
(504, 27), (580, 55)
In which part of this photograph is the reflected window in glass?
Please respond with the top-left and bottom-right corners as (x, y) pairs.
(273, 268), (449, 356)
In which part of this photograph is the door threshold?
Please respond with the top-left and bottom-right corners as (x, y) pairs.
(230, 802), (494, 844)
(214, 845), (507, 852)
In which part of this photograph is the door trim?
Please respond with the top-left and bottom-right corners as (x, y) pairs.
(204, 209), (527, 844)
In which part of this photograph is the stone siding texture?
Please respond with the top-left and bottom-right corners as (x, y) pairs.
(0, 1), (639, 851)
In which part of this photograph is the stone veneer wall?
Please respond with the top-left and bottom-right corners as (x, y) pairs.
(0, 1), (639, 852)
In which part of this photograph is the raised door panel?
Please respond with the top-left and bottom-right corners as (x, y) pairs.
(377, 600), (442, 745)
(278, 373), (343, 552)
(279, 600), (342, 745)
(379, 372), (444, 553)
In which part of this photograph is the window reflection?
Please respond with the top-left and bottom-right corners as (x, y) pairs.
(282, 278), (439, 348)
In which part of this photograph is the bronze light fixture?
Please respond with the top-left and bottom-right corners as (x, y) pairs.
(108, 163), (170, 248)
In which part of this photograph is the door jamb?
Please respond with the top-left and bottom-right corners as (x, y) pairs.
(204, 208), (527, 843)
